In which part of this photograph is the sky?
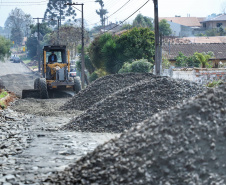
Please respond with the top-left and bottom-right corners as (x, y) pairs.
(0, 0), (225, 28)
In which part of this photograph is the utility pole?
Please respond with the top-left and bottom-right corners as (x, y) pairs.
(153, 0), (161, 75)
(64, 3), (85, 89)
(33, 18), (43, 73)
(60, 0), (62, 27)
(33, 18), (56, 73)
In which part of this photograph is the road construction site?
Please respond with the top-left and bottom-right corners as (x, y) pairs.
(0, 59), (225, 184)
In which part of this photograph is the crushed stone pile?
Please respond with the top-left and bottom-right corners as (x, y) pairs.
(62, 73), (156, 111)
(64, 76), (204, 133)
(44, 84), (226, 184)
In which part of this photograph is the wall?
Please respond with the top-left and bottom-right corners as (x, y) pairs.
(163, 67), (226, 85)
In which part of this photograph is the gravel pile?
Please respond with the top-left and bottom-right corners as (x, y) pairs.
(62, 73), (156, 111)
(0, 109), (32, 158)
(44, 84), (226, 184)
(0, 78), (5, 89)
(64, 76), (204, 133)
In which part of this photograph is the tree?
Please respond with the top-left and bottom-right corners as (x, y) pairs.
(194, 52), (212, 68)
(0, 36), (11, 61)
(44, 0), (77, 26)
(118, 59), (153, 73)
(132, 14), (154, 30)
(26, 36), (39, 59)
(159, 19), (172, 36)
(10, 28), (23, 46)
(88, 27), (155, 74)
(95, 0), (108, 26)
(30, 23), (52, 37)
(47, 25), (89, 59)
(4, 8), (33, 45)
(175, 52), (187, 67)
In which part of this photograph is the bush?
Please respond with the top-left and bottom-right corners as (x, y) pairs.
(119, 59), (153, 73)
(89, 71), (99, 82)
(206, 80), (223, 88)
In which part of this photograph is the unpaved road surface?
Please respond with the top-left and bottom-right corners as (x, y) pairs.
(0, 60), (119, 184)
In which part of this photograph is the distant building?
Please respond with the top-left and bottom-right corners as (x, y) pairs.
(159, 17), (205, 37)
(201, 14), (226, 30)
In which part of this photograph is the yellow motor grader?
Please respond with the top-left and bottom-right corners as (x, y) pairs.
(22, 45), (81, 99)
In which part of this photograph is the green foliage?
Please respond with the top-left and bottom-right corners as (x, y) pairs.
(26, 36), (38, 59)
(120, 23), (133, 30)
(206, 28), (218, 36)
(0, 90), (8, 99)
(89, 71), (99, 82)
(162, 54), (171, 69)
(219, 25), (224, 36)
(88, 27), (155, 75)
(76, 54), (95, 74)
(195, 33), (206, 37)
(44, 0), (76, 26)
(132, 14), (154, 30)
(194, 52), (212, 68)
(30, 23), (52, 36)
(118, 62), (131, 73)
(118, 59), (153, 73)
(88, 33), (113, 70)
(10, 27), (23, 46)
(0, 36), (11, 61)
(206, 80), (223, 88)
(116, 27), (155, 63)
(175, 52), (187, 67)
(95, 0), (108, 26)
(159, 19), (172, 36)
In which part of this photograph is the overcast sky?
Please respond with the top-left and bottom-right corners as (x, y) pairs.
(0, 0), (225, 28)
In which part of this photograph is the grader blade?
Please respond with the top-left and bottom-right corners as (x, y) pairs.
(22, 89), (40, 99)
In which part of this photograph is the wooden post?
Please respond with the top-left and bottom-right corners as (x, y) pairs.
(154, 0), (161, 75)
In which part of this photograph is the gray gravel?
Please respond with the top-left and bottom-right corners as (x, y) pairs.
(44, 83), (226, 185)
(64, 75), (204, 133)
(62, 73), (157, 111)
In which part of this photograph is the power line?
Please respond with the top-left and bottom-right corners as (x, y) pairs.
(0, 0), (48, 3)
(85, 0), (136, 27)
(97, 0), (150, 36)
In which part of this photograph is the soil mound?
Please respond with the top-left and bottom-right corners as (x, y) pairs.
(61, 73), (156, 111)
(64, 76), (204, 133)
(45, 84), (226, 184)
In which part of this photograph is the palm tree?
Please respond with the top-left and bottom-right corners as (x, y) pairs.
(194, 52), (211, 68)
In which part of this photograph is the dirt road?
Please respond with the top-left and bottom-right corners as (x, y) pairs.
(0, 59), (119, 183)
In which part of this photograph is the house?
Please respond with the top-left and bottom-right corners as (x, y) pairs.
(201, 14), (226, 30)
(159, 17), (205, 37)
(162, 43), (226, 67)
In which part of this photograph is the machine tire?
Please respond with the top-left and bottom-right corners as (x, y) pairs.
(34, 78), (40, 90)
(39, 78), (49, 99)
(73, 77), (81, 93)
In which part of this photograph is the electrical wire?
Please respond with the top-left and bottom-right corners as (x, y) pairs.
(96, 0), (150, 36)
(84, 0), (136, 27)
(0, 0), (48, 3)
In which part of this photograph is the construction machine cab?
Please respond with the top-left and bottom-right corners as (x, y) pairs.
(43, 45), (70, 81)
(22, 45), (81, 99)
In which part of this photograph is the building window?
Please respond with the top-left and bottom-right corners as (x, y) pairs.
(203, 23), (206, 28)
(217, 23), (223, 27)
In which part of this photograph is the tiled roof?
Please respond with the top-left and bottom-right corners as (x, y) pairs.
(164, 36), (226, 44)
(159, 17), (205, 27)
(162, 43), (226, 59)
(202, 14), (226, 22)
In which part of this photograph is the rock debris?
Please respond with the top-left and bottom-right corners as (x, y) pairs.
(45, 84), (226, 185)
(64, 74), (204, 133)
